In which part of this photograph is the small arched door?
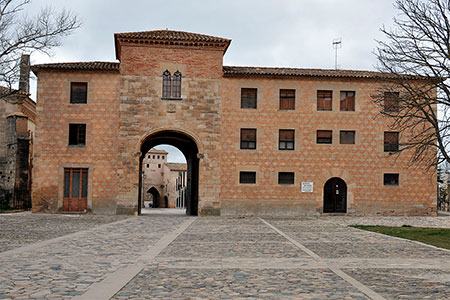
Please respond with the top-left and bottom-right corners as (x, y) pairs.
(323, 177), (347, 213)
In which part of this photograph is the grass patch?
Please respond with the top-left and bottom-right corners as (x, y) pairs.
(351, 225), (450, 250)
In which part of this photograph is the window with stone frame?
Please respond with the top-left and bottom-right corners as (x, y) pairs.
(240, 128), (257, 149)
(279, 129), (295, 150)
(172, 71), (182, 98)
(162, 70), (172, 98)
(241, 88), (257, 109)
(239, 171), (256, 184)
(317, 90), (332, 111)
(279, 89), (295, 110)
(340, 130), (355, 144)
(278, 172), (295, 185)
(384, 92), (400, 112)
(384, 132), (399, 152)
(340, 91), (355, 111)
(68, 124), (86, 146)
(70, 82), (88, 104)
(384, 173), (399, 185)
(317, 130), (332, 144)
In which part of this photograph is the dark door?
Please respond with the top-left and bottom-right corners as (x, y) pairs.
(63, 168), (88, 212)
(323, 177), (347, 213)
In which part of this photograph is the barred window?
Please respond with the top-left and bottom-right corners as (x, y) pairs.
(239, 172), (256, 184)
(162, 70), (171, 98)
(278, 172), (295, 185)
(384, 173), (399, 185)
(70, 82), (87, 104)
(279, 129), (295, 150)
(241, 88), (257, 109)
(172, 70), (182, 98)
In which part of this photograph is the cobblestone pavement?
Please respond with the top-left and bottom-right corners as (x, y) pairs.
(1, 213), (450, 299)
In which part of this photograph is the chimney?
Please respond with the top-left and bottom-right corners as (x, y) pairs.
(19, 54), (30, 94)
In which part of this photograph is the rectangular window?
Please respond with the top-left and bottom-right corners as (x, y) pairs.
(148, 155), (150, 159)
(240, 128), (257, 149)
(70, 82), (88, 104)
(340, 130), (355, 144)
(384, 132), (399, 152)
(63, 168), (88, 211)
(68, 124), (86, 146)
(158, 164), (161, 168)
(384, 173), (399, 185)
(146, 164), (149, 168)
(241, 88), (257, 109)
(279, 129), (295, 150)
(239, 171), (256, 184)
(340, 91), (355, 111)
(278, 172), (295, 185)
(279, 89), (295, 110)
(317, 130), (332, 144)
(317, 90), (332, 111)
(384, 92), (400, 112)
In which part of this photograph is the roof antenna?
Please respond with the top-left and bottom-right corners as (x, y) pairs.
(332, 38), (342, 70)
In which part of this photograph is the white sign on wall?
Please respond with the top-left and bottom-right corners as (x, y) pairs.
(301, 182), (314, 193)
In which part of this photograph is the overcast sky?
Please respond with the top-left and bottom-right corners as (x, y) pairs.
(24, 0), (399, 162)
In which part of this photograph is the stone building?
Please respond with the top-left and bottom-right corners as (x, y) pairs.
(141, 148), (187, 208)
(31, 30), (436, 216)
(0, 55), (35, 209)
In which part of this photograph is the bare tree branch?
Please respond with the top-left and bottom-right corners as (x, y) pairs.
(0, 0), (81, 96)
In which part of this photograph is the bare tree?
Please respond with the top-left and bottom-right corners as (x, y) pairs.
(373, 0), (450, 168)
(0, 0), (80, 95)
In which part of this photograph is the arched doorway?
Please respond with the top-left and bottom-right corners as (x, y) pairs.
(323, 177), (347, 213)
(139, 130), (199, 216)
(147, 187), (160, 208)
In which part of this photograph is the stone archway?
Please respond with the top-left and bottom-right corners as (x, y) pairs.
(139, 130), (199, 216)
(147, 187), (160, 208)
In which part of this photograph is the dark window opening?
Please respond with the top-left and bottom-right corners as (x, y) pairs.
(340, 131), (355, 144)
(241, 88), (257, 109)
(384, 92), (400, 112)
(384, 173), (399, 185)
(158, 164), (161, 168)
(278, 172), (295, 185)
(241, 128), (257, 149)
(239, 171), (256, 184)
(69, 124), (86, 146)
(279, 129), (295, 150)
(340, 91), (355, 111)
(384, 132), (399, 152)
(70, 82), (87, 104)
(280, 89), (295, 110)
(317, 130), (332, 144)
(317, 90), (332, 111)
(162, 70), (171, 98)
(172, 70), (182, 98)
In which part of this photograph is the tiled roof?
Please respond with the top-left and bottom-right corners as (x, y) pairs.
(0, 85), (28, 95)
(31, 61), (120, 73)
(223, 66), (424, 80)
(165, 163), (187, 171)
(148, 149), (168, 154)
(115, 30), (230, 44)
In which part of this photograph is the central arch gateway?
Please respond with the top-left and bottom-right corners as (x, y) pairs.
(139, 130), (199, 215)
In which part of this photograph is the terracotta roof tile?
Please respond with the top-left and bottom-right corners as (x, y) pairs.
(148, 149), (168, 154)
(115, 30), (230, 44)
(165, 163), (187, 171)
(223, 66), (424, 80)
(31, 61), (120, 73)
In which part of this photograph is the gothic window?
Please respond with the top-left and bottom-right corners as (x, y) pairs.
(162, 70), (171, 98)
(172, 71), (182, 98)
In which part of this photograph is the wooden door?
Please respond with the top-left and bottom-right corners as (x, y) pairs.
(323, 177), (347, 213)
(63, 168), (88, 212)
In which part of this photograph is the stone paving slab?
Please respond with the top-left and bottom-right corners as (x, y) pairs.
(0, 212), (130, 252)
(111, 267), (369, 300)
(344, 268), (450, 299)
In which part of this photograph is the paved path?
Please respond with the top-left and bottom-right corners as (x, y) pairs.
(1, 212), (450, 299)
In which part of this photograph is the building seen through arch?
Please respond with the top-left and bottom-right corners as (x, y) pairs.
(30, 29), (437, 216)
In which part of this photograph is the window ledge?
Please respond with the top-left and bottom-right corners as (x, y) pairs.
(161, 97), (183, 101)
(68, 144), (86, 148)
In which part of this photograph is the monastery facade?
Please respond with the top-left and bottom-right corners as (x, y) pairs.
(31, 30), (436, 216)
